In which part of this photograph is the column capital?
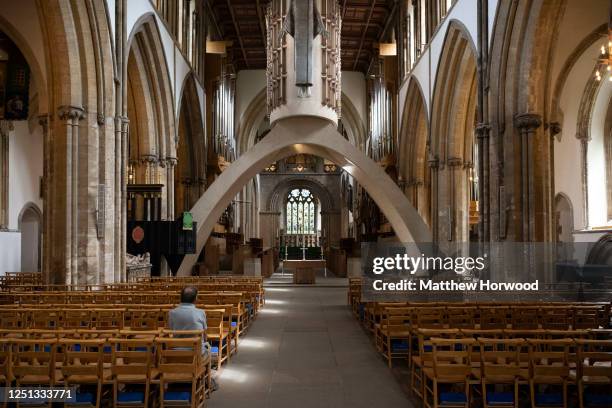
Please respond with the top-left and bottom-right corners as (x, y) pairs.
(428, 155), (439, 169)
(165, 157), (178, 167)
(514, 113), (542, 131)
(447, 157), (463, 168)
(475, 122), (490, 138)
(141, 154), (158, 164)
(545, 121), (562, 137)
(0, 120), (14, 136)
(57, 105), (85, 121)
(37, 114), (49, 128)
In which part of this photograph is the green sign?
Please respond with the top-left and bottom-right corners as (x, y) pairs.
(182, 212), (193, 231)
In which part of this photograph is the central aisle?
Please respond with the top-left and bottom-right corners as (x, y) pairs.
(209, 284), (413, 408)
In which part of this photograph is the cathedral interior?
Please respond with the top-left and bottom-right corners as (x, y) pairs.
(0, 0), (612, 407)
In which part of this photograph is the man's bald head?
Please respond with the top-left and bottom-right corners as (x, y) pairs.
(180, 286), (198, 304)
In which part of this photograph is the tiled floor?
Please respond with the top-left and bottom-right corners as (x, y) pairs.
(209, 281), (413, 408)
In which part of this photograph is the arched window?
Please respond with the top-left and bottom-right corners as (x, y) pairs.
(286, 188), (316, 234)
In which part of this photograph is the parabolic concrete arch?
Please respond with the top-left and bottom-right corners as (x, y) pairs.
(177, 117), (433, 276)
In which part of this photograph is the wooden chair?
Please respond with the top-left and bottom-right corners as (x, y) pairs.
(12, 338), (57, 407)
(411, 328), (460, 399)
(109, 337), (156, 407)
(63, 309), (93, 330)
(204, 309), (228, 367)
(378, 307), (412, 367)
(478, 338), (527, 408)
(155, 337), (207, 408)
(527, 338), (573, 408)
(510, 306), (540, 330)
(479, 307), (509, 330)
(574, 339), (612, 408)
(59, 338), (107, 407)
(423, 337), (476, 408)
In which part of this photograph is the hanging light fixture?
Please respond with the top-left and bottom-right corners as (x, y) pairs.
(596, 1), (612, 81)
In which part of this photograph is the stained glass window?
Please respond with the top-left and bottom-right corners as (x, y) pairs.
(286, 188), (316, 234)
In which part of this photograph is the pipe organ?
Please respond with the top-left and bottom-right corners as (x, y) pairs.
(368, 61), (394, 161)
(212, 64), (236, 162)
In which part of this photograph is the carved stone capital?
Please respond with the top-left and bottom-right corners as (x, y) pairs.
(0, 120), (14, 137)
(37, 114), (49, 128)
(545, 121), (562, 137)
(447, 157), (463, 168)
(181, 177), (192, 186)
(514, 113), (542, 132)
(428, 156), (439, 169)
(97, 113), (105, 126)
(165, 157), (178, 167)
(57, 105), (85, 121)
(475, 122), (490, 139)
(141, 154), (158, 164)
(198, 177), (207, 187)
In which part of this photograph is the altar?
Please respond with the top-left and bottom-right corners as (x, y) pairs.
(284, 260), (326, 284)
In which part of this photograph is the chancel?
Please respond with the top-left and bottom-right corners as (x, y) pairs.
(0, 0), (611, 407)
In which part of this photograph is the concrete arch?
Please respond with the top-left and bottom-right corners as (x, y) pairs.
(237, 89), (367, 156)
(177, 117), (432, 275)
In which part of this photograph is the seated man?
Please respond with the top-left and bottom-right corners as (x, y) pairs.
(168, 286), (218, 390)
(168, 286), (208, 354)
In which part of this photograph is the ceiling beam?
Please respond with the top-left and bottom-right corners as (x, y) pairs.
(225, 0), (250, 68)
(255, 0), (267, 46)
(352, 0), (377, 71)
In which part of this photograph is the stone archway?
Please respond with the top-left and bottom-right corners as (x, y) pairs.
(18, 203), (42, 272)
(261, 177), (339, 250)
(177, 117), (432, 276)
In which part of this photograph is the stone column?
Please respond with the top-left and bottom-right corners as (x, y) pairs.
(476, 123), (490, 241)
(259, 211), (280, 248)
(37, 115), (50, 281)
(0, 120), (12, 230)
(166, 157), (177, 220)
(428, 156), (440, 244)
(57, 105), (85, 285)
(514, 113), (542, 241)
(447, 157), (463, 242)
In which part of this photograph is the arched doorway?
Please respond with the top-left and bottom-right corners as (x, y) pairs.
(19, 203), (41, 272)
(177, 117), (432, 276)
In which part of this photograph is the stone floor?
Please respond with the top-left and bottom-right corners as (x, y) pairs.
(209, 279), (413, 408)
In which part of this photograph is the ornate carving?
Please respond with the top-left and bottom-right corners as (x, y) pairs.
(513, 113), (542, 131)
(165, 157), (178, 167)
(447, 157), (463, 168)
(428, 156), (440, 169)
(545, 121), (562, 137)
(57, 105), (85, 121)
(475, 122), (490, 139)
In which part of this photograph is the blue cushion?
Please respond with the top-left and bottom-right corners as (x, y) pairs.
(103, 346), (112, 353)
(117, 391), (144, 403)
(440, 392), (467, 405)
(424, 345), (433, 352)
(231, 321), (237, 327)
(210, 346), (219, 354)
(75, 392), (95, 404)
(135, 347), (147, 352)
(487, 392), (514, 405)
(73, 344), (81, 352)
(535, 393), (563, 406)
(584, 394), (612, 407)
(164, 392), (191, 402)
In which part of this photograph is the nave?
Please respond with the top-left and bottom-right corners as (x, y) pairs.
(211, 280), (411, 408)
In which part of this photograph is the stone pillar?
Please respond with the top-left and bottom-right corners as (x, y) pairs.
(428, 156), (440, 244)
(56, 105), (85, 285)
(476, 123), (490, 241)
(259, 211), (280, 249)
(514, 113), (542, 241)
(166, 157), (177, 220)
(447, 157), (463, 242)
(0, 120), (12, 230)
(37, 115), (50, 281)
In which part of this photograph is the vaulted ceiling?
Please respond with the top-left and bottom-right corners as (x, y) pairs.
(207, 0), (396, 73)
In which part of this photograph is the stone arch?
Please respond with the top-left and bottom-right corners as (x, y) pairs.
(33, 0), (117, 284)
(430, 20), (478, 244)
(267, 177), (335, 212)
(0, 14), (48, 114)
(177, 117), (432, 275)
(175, 74), (206, 216)
(339, 93), (366, 150)
(399, 76), (430, 226)
(586, 233), (612, 265)
(127, 15), (176, 168)
(554, 193), (574, 243)
(18, 202), (42, 272)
